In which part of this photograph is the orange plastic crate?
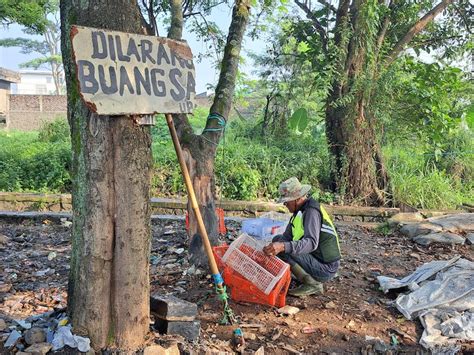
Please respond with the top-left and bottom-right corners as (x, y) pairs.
(213, 245), (291, 308)
(186, 208), (227, 235)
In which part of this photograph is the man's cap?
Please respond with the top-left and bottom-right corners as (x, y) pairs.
(278, 177), (311, 203)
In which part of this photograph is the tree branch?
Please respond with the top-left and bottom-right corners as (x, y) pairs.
(317, 0), (337, 13)
(183, 1), (227, 18)
(168, 0), (184, 39)
(294, 0), (328, 54)
(385, 0), (454, 66)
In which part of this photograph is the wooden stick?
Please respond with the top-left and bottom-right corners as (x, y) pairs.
(165, 114), (220, 276)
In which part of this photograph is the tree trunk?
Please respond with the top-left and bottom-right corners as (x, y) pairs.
(60, 0), (152, 350)
(325, 0), (451, 205)
(326, 92), (385, 205)
(325, 0), (387, 205)
(168, 0), (250, 266)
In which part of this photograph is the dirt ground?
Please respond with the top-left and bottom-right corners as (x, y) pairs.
(0, 216), (472, 354)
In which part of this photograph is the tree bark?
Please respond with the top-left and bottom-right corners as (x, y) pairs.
(60, 0), (151, 350)
(325, 0), (451, 205)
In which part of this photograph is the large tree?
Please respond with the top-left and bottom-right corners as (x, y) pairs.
(0, 0), (51, 32)
(265, 0), (468, 205)
(60, 0), (152, 350)
(0, 0), (64, 94)
(141, 0), (251, 265)
(172, 0), (250, 265)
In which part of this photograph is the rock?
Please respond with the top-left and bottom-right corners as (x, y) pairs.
(277, 305), (300, 315)
(24, 342), (52, 355)
(0, 318), (6, 331)
(0, 234), (10, 244)
(413, 232), (465, 246)
(244, 332), (257, 340)
(400, 223), (443, 238)
(388, 213), (424, 227)
(154, 319), (200, 341)
(427, 213), (474, 233)
(4, 330), (22, 348)
(150, 293), (197, 321)
(47, 251), (57, 260)
(466, 233), (474, 245)
(143, 344), (180, 355)
(0, 283), (12, 292)
(15, 319), (32, 329)
(325, 301), (337, 309)
(25, 327), (46, 345)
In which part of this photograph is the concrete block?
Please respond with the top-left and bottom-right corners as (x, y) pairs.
(154, 319), (200, 341)
(150, 293), (197, 321)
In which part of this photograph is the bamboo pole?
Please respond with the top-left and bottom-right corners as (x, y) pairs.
(164, 114), (222, 282)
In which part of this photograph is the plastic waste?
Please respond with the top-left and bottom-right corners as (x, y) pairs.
(241, 218), (287, 240)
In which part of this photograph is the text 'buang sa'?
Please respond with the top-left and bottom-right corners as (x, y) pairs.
(77, 31), (196, 105)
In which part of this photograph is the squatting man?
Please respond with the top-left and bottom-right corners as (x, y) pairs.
(263, 177), (341, 297)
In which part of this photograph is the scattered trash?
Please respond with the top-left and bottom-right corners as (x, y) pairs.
(51, 325), (91, 352)
(5, 330), (22, 348)
(324, 301), (337, 309)
(378, 256), (474, 350)
(60, 218), (72, 227)
(15, 319), (32, 329)
(47, 252), (57, 261)
(301, 326), (317, 334)
(277, 305), (300, 316)
(271, 328), (282, 341)
(232, 328), (245, 350)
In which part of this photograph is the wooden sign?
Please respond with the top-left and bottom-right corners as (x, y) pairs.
(70, 26), (196, 115)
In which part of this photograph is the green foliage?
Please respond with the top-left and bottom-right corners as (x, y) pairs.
(38, 118), (70, 143)
(0, 0), (63, 94)
(385, 140), (474, 210)
(0, 131), (71, 192)
(289, 108), (309, 133)
(0, 0), (52, 32)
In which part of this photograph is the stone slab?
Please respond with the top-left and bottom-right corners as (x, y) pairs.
(150, 294), (197, 321)
(143, 344), (180, 355)
(428, 213), (474, 233)
(412, 232), (465, 246)
(24, 342), (52, 355)
(400, 222), (443, 238)
(466, 233), (474, 245)
(154, 319), (200, 341)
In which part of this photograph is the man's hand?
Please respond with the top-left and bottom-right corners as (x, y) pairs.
(263, 242), (285, 257)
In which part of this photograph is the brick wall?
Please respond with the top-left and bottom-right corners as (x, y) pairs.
(7, 95), (67, 131)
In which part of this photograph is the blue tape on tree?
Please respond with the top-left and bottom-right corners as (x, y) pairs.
(212, 273), (224, 285)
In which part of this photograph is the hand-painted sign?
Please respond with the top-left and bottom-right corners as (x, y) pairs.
(70, 26), (195, 115)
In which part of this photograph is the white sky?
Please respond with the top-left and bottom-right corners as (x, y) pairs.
(0, 6), (264, 94)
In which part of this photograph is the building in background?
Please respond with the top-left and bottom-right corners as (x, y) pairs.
(13, 70), (57, 95)
(0, 67), (21, 128)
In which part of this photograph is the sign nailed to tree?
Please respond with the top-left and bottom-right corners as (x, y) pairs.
(70, 26), (196, 115)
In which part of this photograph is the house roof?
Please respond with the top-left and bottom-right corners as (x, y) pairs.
(0, 68), (21, 83)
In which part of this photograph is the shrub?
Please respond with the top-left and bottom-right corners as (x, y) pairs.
(0, 131), (71, 193)
(38, 118), (70, 143)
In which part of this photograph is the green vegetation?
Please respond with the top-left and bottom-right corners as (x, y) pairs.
(1, 102), (472, 210)
(0, 122), (71, 192)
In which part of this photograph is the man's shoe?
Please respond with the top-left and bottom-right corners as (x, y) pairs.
(288, 281), (324, 297)
(288, 264), (324, 297)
